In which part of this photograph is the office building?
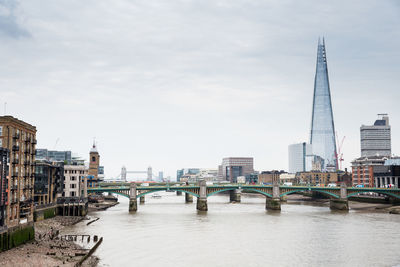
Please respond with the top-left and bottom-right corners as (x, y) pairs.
(360, 114), (391, 157)
(288, 142), (312, 173)
(34, 161), (64, 206)
(220, 157), (254, 183)
(0, 116), (36, 227)
(36, 149), (72, 163)
(351, 155), (388, 187)
(0, 148), (8, 228)
(309, 39), (337, 171)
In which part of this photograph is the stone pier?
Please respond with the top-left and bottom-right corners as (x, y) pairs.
(176, 191), (183, 196)
(129, 183), (138, 212)
(266, 183), (281, 211)
(196, 180), (208, 211)
(330, 183), (349, 211)
(230, 189), (241, 203)
(185, 193), (193, 203)
(140, 196), (145, 204)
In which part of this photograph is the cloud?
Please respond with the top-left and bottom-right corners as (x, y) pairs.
(0, 0), (30, 38)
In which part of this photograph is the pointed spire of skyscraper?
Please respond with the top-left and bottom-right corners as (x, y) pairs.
(310, 38), (337, 170)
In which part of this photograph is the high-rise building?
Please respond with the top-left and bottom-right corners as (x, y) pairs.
(0, 116), (36, 227)
(360, 114), (391, 157)
(220, 157), (254, 183)
(309, 38), (337, 171)
(288, 142), (312, 173)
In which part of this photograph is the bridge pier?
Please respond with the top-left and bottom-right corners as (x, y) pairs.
(330, 183), (349, 211)
(230, 189), (241, 203)
(266, 183), (281, 211)
(176, 191), (182, 196)
(185, 193), (193, 203)
(129, 183), (138, 212)
(140, 196), (145, 204)
(266, 198), (281, 210)
(196, 180), (207, 211)
(329, 199), (348, 211)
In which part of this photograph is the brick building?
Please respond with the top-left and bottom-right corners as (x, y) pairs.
(0, 116), (36, 227)
(258, 170), (286, 184)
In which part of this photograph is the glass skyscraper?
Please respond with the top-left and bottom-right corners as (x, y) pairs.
(310, 38), (337, 170)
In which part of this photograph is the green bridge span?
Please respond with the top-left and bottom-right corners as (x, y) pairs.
(87, 183), (400, 212)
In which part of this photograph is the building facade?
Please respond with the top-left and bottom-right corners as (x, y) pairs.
(220, 157), (254, 183)
(309, 39), (337, 171)
(0, 116), (36, 227)
(36, 149), (72, 163)
(289, 142), (312, 173)
(351, 156), (388, 187)
(258, 170), (286, 184)
(34, 161), (64, 206)
(360, 114), (391, 157)
(0, 148), (8, 228)
(374, 165), (400, 188)
(297, 171), (338, 185)
(64, 165), (87, 197)
(177, 168), (200, 182)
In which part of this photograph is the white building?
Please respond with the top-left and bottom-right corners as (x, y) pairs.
(64, 165), (88, 197)
(361, 114), (391, 157)
(288, 142), (312, 173)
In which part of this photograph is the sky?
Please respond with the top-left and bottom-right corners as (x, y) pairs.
(0, 0), (399, 180)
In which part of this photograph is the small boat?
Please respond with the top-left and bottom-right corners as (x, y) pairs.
(151, 193), (162, 198)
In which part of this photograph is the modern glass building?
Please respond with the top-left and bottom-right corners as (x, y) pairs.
(310, 38), (337, 170)
(288, 142), (312, 173)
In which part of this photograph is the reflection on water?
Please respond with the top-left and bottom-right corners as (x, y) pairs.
(68, 192), (400, 267)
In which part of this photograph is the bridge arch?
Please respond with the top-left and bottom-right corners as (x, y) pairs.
(240, 188), (273, 198)
(107, 191), (130, 198)
(206, 188), (236, 197)
(347, 191), (400, 199)
(137, 189), (200, 198)
(280, 189), (340, 199)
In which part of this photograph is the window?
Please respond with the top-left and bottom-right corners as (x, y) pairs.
(92, 156), (96, 162)
(70, 184), (76, 189)
(0, 126), (2, 136)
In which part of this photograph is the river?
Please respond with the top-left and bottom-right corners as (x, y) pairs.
(67, 192), (400, 267)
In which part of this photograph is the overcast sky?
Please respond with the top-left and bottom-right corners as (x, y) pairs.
(0, 0), (399, 179)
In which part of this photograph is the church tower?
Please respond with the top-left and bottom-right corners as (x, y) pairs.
(88, 142), (100, 181)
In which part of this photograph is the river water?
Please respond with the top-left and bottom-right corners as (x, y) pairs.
(68, 192), (400, 267)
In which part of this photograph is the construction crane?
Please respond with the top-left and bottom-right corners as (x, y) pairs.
(335, 132), (345, 170)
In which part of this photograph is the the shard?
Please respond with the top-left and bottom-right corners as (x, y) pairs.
(309, 38), (337, 170)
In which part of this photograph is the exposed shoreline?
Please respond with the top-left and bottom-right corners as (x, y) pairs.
(0, 201), (118, 267)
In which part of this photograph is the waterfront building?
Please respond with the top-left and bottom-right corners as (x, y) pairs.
(246, 173), (259, 184)
(297, 171), (338, 185)
(0, 148), (8, 228)
(351, 155), (389, 187)
(36, 149), (72, 164)
(289, 142), (312, 173)
(280, 173), (296, 184)
(0, 116), (36, 227)
(63, 165), (87, 197)
(360, 114), (391, 157)
(258, 170), (286, 184)
(309, 39), (337, 171)
(220, 157), (254, 183)
(176, 168), (200, 182)
(34, 161), (64, 206)
(337, 168), (353, 186)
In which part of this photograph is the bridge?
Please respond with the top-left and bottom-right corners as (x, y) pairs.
(87, 182), (400, 212)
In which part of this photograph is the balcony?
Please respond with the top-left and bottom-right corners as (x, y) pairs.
(24, 148), (30, 154)
(12, 158), (19, 165)
(23, 161), (30, 166)
(12, 133), (20, 139)
(24, 137), (31, 143)
(32, 139), (37, 145)
(12, 145), (19, 152)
